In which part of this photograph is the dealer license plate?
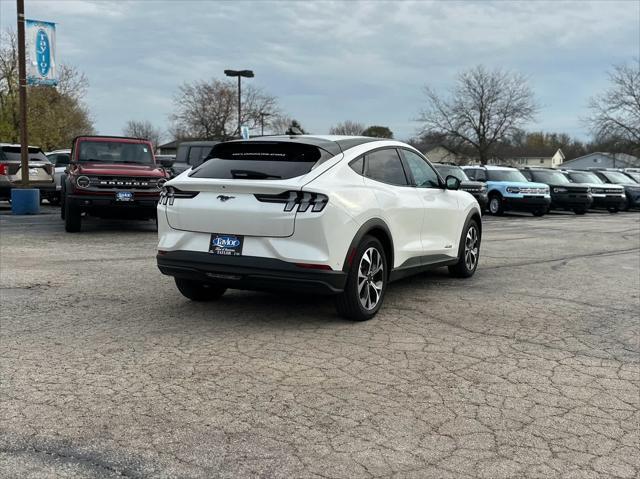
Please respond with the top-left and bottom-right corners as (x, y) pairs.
(116, 191), (133, 202)
(209, 234), (244, 256)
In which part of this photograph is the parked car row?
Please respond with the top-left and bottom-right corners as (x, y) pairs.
(430, 163), (639, 216)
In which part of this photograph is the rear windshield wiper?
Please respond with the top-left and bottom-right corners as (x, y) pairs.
(230, 169), (281, 179)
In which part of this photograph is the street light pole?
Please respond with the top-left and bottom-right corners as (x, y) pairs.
(224, 69), (254, 137)
(260, 112), (271, 136)
(17, 0), (29, 188)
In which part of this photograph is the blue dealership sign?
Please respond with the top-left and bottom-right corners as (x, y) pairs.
(26, 19), (57, 86)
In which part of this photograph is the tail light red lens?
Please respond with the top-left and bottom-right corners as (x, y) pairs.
(159, 186), (199, 205)
(0, 164), (7, 175)
(254, 191), (328, 212)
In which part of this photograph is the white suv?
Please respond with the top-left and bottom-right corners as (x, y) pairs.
(157, 136), (482, 320)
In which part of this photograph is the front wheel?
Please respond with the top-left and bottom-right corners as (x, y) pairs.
(335, 235), (387, 321)
(607, 206), (619, 213)
(64, 198), (82, 232)
(175, 278), (226, 301)
(573, 208), (587, 215)
(449, 219), (480, 278)
(532, 209), (546, 217)
(488, 195), (504, 216)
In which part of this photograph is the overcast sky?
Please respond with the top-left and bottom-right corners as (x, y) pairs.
(1, 0), (638, 142)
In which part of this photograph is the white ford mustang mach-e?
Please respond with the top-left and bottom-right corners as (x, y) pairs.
(157, 136), (481, 320)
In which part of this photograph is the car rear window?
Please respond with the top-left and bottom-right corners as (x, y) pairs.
(189, 142), (334, 180)
(1, 146), (48, 162)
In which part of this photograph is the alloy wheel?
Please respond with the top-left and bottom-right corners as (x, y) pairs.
(489, 198), (499, 214)
(464, 225), (479, 270)
(358, 247), (384, 310)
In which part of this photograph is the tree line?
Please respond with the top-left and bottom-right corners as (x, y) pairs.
(1, 27), (637, 160)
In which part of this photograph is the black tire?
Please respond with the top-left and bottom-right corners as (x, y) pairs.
(449, 219), (480, 278)
(174, 278), (226, 301)
(64, 199), (82, 232)
(621, 198), (630, 212)
(488, 194), (504, 216)
(573, 208), (587, 215)
(60, 187), (66, 219)
(607, 206), (619, 214)
(532, 209), (546, 217)
(335, 235), (388, 321)
(49, 196), (60, 206)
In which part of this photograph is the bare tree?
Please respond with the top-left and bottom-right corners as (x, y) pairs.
(170, 79), (280, 140)
(123, 120), (163, 150)
(418, 65), (538, 165)
(0, 28), (94, 149)
(329, 120), (364, 136)
(269, 115), (294, 135)
(587, 60), (640, 153)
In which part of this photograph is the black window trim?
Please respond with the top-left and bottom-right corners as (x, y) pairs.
(362, 147), (411, 187)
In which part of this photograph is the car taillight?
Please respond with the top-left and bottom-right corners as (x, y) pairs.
(254, 191), (329, 212)
(159, 186), (199, 205)
(0, 164), (7, 175)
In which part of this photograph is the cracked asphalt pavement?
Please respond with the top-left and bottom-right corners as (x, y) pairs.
(1, 205), (639, 478)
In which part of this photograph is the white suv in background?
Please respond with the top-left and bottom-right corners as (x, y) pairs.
(157, 136), (482, 320)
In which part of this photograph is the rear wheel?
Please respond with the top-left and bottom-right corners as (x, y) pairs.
(573, 208), (587, 215)
(64, 199), (81, 232)
(335, 235), (387, 321)
(174, 278), (226, 301)
(449, 219), (480, 278)
(488, 194), (504, 216)
(532, 209), (546, 217)
(607, 206), (619, 213)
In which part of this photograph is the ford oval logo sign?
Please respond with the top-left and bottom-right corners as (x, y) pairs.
(36, 29), (51, 76)
(212, 236), (241, 248)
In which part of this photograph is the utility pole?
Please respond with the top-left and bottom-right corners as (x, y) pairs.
(224, 69), (254, 137)
(260, 112), (271, 136)
(17, 0), (29, 188)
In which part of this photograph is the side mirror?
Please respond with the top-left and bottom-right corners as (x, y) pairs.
(159, 158), (174, 168)
(445, 175), (460, 191)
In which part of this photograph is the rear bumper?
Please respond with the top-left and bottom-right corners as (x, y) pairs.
(503, 196), (551, 211)
(157, 250), (347, 295)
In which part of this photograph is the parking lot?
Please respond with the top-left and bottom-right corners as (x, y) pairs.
(1, 205), (639, 478)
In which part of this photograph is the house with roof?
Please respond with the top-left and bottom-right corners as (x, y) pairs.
(423, 145), (470, 164)
(560, 152), (640, 169)
(156, 140), (179, 155)
(489, 147), (565, 168)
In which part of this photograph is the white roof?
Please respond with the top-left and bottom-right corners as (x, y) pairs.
(0, 143), (42, 148)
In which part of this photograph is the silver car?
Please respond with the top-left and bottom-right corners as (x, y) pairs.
(45, 149), (71, 205)
(0, 144), (55, 201)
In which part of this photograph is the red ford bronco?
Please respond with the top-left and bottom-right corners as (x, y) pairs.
(61, 136), (171, 232)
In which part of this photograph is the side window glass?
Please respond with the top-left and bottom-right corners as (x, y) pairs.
(188, 147), (204, 166)
(522, 170), (532, 181)
(465, 169), (475, 180)
(56, 154), (70, 166)
(349, 156), (364, 175)
(364, 149), (408, 186)
(475, 169), (487, 182)
(402, 150), (440, 188)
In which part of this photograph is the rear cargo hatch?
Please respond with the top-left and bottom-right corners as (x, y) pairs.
(164, 140), (337, 237)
